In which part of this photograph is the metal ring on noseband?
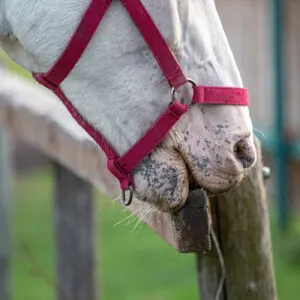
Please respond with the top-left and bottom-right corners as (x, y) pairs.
(170, 78), (197, 105)
(122, 185), (134, 206)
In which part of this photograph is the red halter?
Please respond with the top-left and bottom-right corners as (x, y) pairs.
(33, 0), (248, 202)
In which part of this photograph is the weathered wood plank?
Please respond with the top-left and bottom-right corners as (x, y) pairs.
(0, 69), (214, 253)
(53, 163), (95, 300)
(196, 139), (277, 300)
(0, 128), (11, 300)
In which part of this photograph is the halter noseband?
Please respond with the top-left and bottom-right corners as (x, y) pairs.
(33, 0), (248, 206)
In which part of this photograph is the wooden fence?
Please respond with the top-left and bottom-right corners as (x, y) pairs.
(0, 64), (277, 299)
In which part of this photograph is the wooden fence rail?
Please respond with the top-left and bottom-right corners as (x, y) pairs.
(0, 69), (277, 299)
(0, 69), (208, 253)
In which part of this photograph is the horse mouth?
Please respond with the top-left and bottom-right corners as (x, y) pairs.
(165, 163), (243, 213)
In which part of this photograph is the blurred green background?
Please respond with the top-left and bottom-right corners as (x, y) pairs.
(11, 167), (300, 300)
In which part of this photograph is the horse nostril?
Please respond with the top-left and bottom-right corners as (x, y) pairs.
(233, 137), (256, 169)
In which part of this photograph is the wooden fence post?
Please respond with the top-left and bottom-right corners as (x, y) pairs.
(53, 163), (95, 300)
(0, 128), (11, 300)
(196, 138), (277, 300)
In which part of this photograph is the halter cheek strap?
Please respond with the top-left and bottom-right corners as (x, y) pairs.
(33, 0), (249, 197)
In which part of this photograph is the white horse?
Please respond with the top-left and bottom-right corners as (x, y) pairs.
(0, 0), (256, 211)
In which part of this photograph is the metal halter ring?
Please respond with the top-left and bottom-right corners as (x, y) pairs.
(170, 78), (197, 105)
(262, 166), (271, 180)
(122, 185), (134, 206)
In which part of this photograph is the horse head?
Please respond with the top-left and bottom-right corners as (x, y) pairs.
(0, 0), (256, 211)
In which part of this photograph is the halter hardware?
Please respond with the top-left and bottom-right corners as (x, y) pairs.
(122, 185), (134, 206)
(170, 78), (197, 106)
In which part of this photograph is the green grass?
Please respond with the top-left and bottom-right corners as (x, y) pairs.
(271, 218), (300, 300)
(12, 168), (199, 300)
(11, 168), (300, 300)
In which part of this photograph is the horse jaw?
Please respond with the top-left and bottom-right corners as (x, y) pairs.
(0, 0), (256, 211)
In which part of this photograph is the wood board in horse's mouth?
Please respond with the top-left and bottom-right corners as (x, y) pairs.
(171, 188), (212, 253)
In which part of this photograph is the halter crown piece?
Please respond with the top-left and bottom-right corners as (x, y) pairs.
(33, 0), (249, 206)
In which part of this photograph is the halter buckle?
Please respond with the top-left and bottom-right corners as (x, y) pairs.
(107, 158), (132, 190)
